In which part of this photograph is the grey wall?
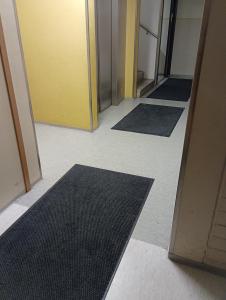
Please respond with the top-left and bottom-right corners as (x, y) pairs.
(138, 0), (162, 79)
(171, 0), (205, 77)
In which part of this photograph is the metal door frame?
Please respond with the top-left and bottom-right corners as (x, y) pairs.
(96, 0), (127, 111)
(164, 0), (179, 76)
(96, 0), (112, 112)
(155, 0), (179, 82)
(112, 0), (127, 106)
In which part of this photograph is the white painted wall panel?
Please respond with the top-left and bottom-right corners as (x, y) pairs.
(138, 0), (162, 79)
(140, 0), (161, 35)
(171, 0), (204, 76)
(177, 0), (204, 19)
(138, 30), (157, 79)
(171, 20), (202, 76)
(0, 0), (41, 185)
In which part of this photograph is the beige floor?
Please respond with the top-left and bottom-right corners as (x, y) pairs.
(15, 97), (189, 249)
(1, 97), (225, 299)
(107, 239), (226, 300)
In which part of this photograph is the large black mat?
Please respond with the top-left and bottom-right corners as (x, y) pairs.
(112, 103), (184, 137)
(148, 78), (192, 101)
(0, 165), (153, 300)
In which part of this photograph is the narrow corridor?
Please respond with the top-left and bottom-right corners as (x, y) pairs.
(1, 97), (226, 299)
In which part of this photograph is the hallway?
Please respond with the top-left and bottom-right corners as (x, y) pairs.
(17, 96), (188, 249)
(0, 0), (226, 297)
(1, 96), (226, 299)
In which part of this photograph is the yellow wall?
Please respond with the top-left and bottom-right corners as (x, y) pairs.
(124, 0), (140, 98)
(16, 0), (98, 130)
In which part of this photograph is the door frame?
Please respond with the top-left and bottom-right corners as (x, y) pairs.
(135, 0), (179, 90)
(0, 18), (31, 192)
(96, 0), (113, 112)
(164, 0), (178, 77)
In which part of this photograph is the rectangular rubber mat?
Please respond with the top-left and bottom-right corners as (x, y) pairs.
(112, 104), (184, 137)
(0, 165), (153, 300)
(148, 78), (192, 101)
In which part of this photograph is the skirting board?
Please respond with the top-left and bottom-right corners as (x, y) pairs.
(169, 252), (226, 278)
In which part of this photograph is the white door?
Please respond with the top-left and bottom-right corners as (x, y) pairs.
(0, 56), (25, 209)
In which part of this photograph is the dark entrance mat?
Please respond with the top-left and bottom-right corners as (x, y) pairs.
(148, 78), (192, 101)
(0, 165), (153, 300)
(112, 103), (184, 137)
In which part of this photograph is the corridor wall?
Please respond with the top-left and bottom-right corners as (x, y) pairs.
(171, 0), (205, 76)
(15, 0), (98, 130)
(138, 0), (161, 80)
(0, 0), (41, 186)
(0, 50), (25, 209)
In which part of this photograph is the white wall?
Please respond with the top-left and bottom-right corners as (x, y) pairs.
(0, 0), (41, 185)
(140, 0), (161, 35)
(138, 0), (162, 79)
(171, 0), (205, 77)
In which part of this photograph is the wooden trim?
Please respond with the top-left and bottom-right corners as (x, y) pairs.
(169, 252), (226, 278)
(169, 0), (212, 253)
(13, 0), (42, 179)
(0, 17), (31, 192)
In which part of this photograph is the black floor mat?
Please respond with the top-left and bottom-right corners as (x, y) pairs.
(112, 103), (184, 137)
(148, 78), (192, 101)
(0, 165), (153, 300)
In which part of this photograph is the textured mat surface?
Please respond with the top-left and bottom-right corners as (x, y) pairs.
(112, 104), (184, 137)
(148, 78), (192, 101)
(0, 165), (153, 300)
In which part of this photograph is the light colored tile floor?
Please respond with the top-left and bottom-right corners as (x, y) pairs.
(0, 203), (27, 236)
(14, 97), (189, 249)
(107, 239), (226, 300)
(0, 97), (225, 299)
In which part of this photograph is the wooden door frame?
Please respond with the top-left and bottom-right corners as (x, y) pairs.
(0, 17), (31, 192)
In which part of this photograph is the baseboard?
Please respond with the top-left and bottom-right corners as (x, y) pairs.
(169, 252), (226, 278)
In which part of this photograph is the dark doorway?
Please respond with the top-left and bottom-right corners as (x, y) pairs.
(157, 0), (178, 82)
